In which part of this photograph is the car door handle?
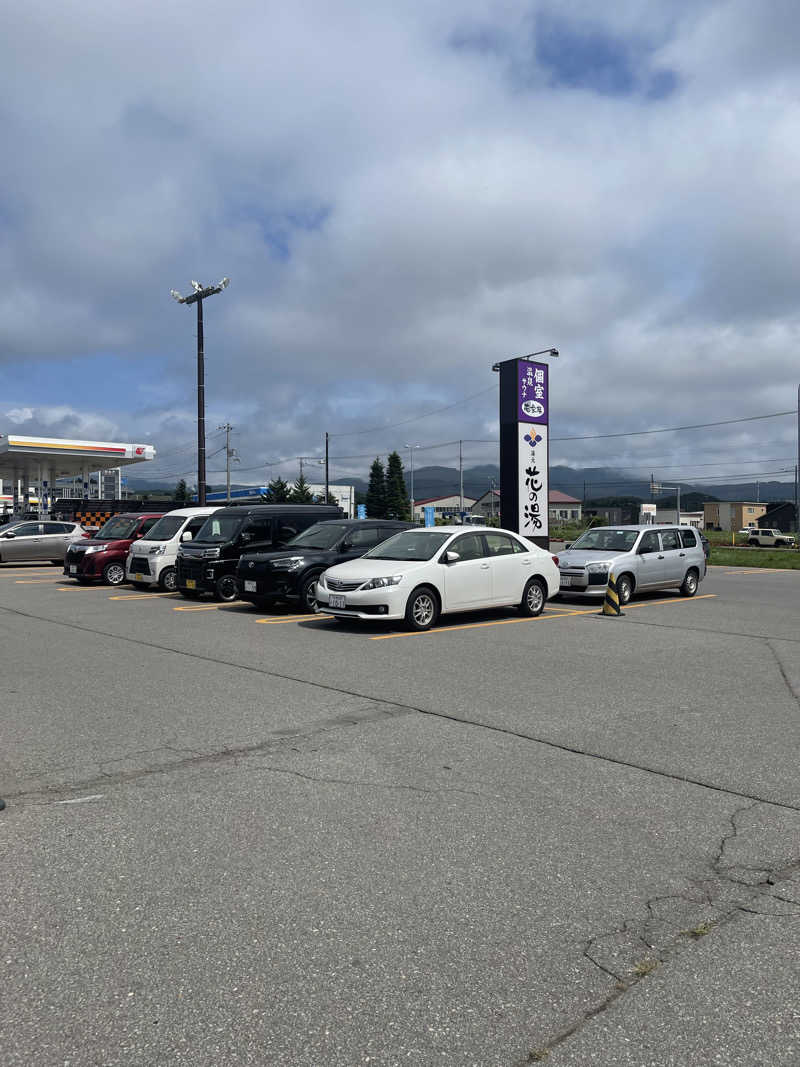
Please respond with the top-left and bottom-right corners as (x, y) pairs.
(480, 563), (490, 569)
(679, 552), (686, 556)
(657, 554), (664, 559)
(521, 560), (531, 565)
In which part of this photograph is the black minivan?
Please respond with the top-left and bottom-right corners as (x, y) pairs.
(175, 504), (342, 601)
(235, 518), (414, 612)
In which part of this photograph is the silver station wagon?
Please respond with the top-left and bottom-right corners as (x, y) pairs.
(556, 524), (706, 605)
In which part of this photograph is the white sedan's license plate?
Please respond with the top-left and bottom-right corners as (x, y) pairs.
(69, 565), (77, 574)
(244, 580), (257, 593)
(328, 594), (346, 609)
(134, 574), (145, 583)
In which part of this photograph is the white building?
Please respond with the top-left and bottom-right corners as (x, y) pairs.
(413, 494), (476, 521)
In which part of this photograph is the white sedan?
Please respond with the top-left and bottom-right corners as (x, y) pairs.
(315, 526), (560, 631)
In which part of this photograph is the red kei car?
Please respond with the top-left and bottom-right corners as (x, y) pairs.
(63, 512), (165, 586)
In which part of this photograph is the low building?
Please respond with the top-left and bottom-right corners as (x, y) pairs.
(470, 489), (501, 520)
(413, 494), (476, 521)
(761, 501), (798, 533)
(704, 501), (767, 531)
(549, 490), (582, 524)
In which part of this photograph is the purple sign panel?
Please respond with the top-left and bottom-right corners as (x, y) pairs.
(518, 360), (548, 424)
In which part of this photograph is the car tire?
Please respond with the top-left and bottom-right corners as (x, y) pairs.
(404, 586), (439, 632)
(616, 573), (634, 605)
(300, 574), (321, 613)
(214, 574), (238, 602)
(519, 577), (546, 617)
(749, 539), (759, 547)
(159, 567), (177, 592)
(102, 562), (126, 586)
(680, 568), (699, 597)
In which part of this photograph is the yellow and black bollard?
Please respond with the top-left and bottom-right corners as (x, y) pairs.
(600, 571), (624, 616)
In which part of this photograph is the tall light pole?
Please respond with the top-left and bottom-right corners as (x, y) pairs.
(796, 384), (799, 535)
(405, 443), (420, 523)
(171, 277), (230, 505)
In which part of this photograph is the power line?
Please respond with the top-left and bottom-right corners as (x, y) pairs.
(551, 409), (795, 442)
(328, 386), (497, 437)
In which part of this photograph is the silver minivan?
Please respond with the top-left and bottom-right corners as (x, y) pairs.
(556, 524), (706, 604)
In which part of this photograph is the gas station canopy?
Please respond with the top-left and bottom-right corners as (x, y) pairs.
(0, 434), (156, 516)
(0, 434), (156, 480)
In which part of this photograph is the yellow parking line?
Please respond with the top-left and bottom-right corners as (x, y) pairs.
(256, 614), (332, 624)
(172, 601), (244, 612)
(369, 594), (717, 639)
(109, 592), (178, 601)
(15, 578), (65, 584)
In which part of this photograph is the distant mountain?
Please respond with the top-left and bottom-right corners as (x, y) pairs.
(124, 466), (795, 505)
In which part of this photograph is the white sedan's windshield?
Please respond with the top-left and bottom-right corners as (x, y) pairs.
(365, 530), (450, 561)
(141, 516), (185, 542)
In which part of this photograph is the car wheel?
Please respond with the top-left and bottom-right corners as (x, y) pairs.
(102, 562), (126, 586)
(519, 577), (546, 617)
(615, 573), (633, 605)
(300, 574), (320, 613)
(749, 540), (758, 547)
(404, 586), (439, 632)
(680, 568), (699, 597)
(214, 574), (238, 602)
(159, 567), (177, 592)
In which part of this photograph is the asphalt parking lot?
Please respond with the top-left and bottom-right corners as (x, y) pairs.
(2, 564), (799, 1065)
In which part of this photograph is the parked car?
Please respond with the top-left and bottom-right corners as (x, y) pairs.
(315, 525), (560, 631)
(747, 529), (796, 548)
(64, 512), (165, 585)
(556, 524), (706, 604)
(126, 506), (221, 592)
(176, 504), (343, 602)
(236, 518), (414, 612)
(0, 520), (87, 564)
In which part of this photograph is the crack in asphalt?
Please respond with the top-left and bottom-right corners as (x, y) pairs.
(518, 801), (800, 1064)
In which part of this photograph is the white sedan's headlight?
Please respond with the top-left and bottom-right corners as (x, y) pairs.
(152, 545), (167, 556)
(586, 562), (610, 574)
(361, 575), (403, 590)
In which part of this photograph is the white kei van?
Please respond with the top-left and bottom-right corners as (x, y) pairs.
(125, 506), (221, 591)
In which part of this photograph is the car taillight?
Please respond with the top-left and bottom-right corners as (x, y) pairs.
(551, 555), (559, 565)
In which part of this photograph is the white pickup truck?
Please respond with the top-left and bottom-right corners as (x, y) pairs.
(748, 528), (796, 547)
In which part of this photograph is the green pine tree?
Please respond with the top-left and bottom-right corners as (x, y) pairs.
(289, 472), (313, 503)
(267, 476), (291, 503)
(385, 451), (410, 520)
(173, 478), (189, 503)
(365, 457), (387, 518)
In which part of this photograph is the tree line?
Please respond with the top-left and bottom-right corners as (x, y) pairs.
(173, 451), (411, 516)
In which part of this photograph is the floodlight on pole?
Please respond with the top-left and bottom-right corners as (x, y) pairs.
(492, 347), (558, 372)
(170, 277), (230, 504)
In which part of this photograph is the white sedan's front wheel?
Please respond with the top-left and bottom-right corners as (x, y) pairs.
(519, 577), (546, 617)
(404, 587), (439, 632)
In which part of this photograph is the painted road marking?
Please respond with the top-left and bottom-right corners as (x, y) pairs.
(109, 592), (178, 601)
(15, 578), (67, 584)
(369, 594), (718, 639)
(256, 613), (332, 624)
(54, 794), (105, 805)
(172, 601), (245, 612)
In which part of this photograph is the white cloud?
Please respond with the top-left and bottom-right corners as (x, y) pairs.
(1, 1), (798, 490)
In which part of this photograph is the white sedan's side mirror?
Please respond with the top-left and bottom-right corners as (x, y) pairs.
(444, 550), (460, 563)
(181, 530), (193, 542)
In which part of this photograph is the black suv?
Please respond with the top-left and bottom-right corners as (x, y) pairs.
(236, 519), (414, 612)
(176, 504), (342, 601)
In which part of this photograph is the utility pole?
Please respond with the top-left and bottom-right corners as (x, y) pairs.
(219, 423), (237, 502)
(459, 440), (464, 519)
(171, 278), (230, 505)
(325, 431), (330, 503)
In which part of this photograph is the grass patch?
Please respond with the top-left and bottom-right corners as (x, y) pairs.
(709, 548), (800, 569)
(632, 959), (659, 977)
(682, 922), (714, 940)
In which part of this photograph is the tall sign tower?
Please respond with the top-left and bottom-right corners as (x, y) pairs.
(496, 349), (556, 548)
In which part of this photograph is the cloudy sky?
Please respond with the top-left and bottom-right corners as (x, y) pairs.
(1, 0), (798, 493)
